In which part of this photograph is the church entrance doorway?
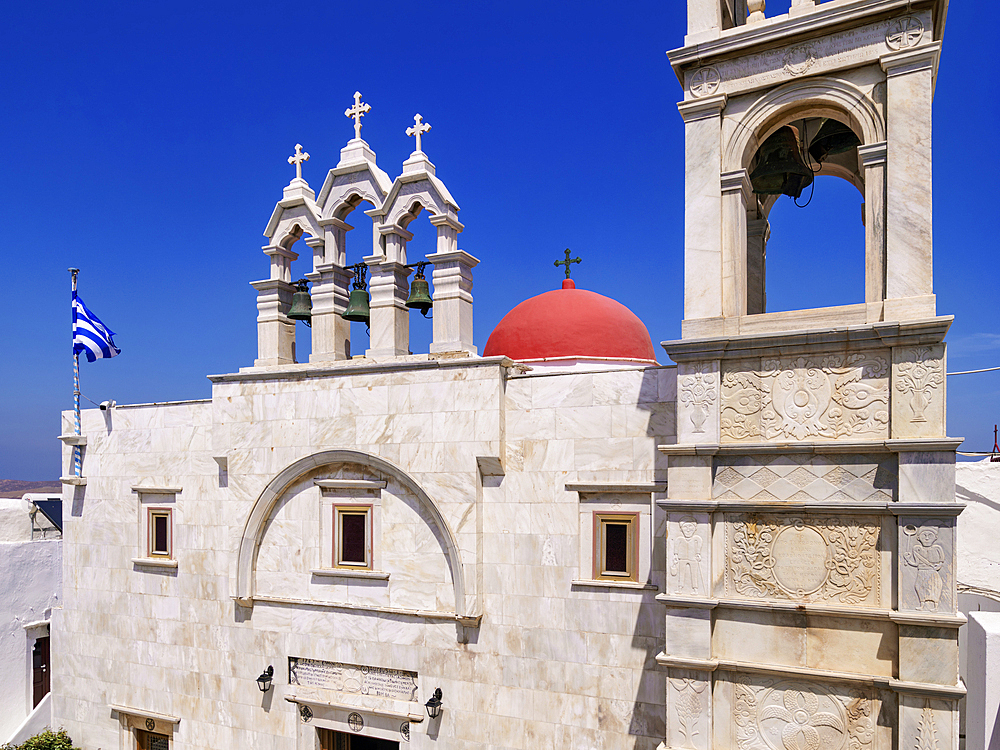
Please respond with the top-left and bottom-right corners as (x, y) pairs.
(317, 728), (399, 750)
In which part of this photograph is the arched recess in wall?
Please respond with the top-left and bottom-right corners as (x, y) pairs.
(724, 77), (887, 312)
(235, 449), (468, 616)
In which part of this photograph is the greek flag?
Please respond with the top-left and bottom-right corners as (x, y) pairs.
(73, 292), (120, 362)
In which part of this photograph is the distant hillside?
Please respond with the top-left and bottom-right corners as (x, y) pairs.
(0, 479), (62, 498)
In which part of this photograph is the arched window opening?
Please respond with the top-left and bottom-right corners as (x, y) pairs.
(399, 205), (438, 355)
(762, 175), (865, 313)
(334, 195), (379, 357)
(747, 115), (866, 314)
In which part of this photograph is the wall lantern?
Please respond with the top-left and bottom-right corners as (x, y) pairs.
(256, 665), (274, 693)
(425, 688), (443, 719)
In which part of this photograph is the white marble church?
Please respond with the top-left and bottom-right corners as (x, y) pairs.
(54, 1), (963, 748)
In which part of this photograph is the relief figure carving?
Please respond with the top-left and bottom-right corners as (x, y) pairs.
(670, 516), (703, 595)
(679, 364), (718, 435)
(894, 347), (943, 423)
(902, 524), (946, 612)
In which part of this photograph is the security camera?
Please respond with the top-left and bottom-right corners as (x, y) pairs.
(99, 400), (116, 411)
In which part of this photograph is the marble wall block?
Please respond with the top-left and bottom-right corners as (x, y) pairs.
(677, 361), (720, 443)
(668, 513), (710, 597)
(892, 345), (945, 438)
(667, 456), (714, 501)
(724, 513), (881, 607)
(898, 625), (959, 686)
(720, 351), (890, 443)
(897, 451), (955, 504)
(898, 517), (955, 614)
(667, 670), (712, 750)
(665, 608), (713, 660)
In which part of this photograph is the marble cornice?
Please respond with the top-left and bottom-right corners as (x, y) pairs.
(209, 355), (513, 384)
(667, 0), (943, 78)
(659, 437), (963, 455)
(662, 316), (953, 361)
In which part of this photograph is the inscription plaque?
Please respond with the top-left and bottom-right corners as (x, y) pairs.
(289, 657), (419, 701)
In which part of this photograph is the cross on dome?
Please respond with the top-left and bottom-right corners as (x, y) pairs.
(287, 144), (310, 180)
(554, 248), (582, 279)
(406, 114), (432, 153)
(345, 91), (371, 140)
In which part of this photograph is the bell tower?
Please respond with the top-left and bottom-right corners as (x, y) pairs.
(660, 2), (961, 749)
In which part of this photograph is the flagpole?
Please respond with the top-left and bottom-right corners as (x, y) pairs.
(69, 267), (82, 478)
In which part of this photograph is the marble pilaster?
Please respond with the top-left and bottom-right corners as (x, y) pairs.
(882, 44), (940, 313)
(365, 255), (411, 359)
(307, 263), (352, 362)
(678, 95), (726, 324)
(426, 250), (478, 356)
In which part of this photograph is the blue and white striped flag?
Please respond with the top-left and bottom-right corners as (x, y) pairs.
(72, 292), (120, 362)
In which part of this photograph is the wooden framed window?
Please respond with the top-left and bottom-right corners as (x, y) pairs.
(594, 512), (638, 582)
(147, 509), (172, 558)
(334, 505), (372, 570)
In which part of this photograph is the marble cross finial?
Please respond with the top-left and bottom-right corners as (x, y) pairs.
(554, 248), (582, 279)
(406, 114), (431, 153)
(345, 91), (371, 140)
(287, 144), (310, 180)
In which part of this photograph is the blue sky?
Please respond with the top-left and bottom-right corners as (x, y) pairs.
(1, 1), (996, 479)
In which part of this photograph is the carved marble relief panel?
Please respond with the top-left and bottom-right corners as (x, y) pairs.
(898, 517), (955, 614)
(892, 345), (945, 438)
(678, 361), (720, 443)
(668, 513), (711, 597)
(725, 514), (881, 606)
(713, 454), (897, 503)
(720, 352), (890, 443)
(668, 670), (711, 750)
(732, 675), (876, 750)
(900, 696), (955, 750)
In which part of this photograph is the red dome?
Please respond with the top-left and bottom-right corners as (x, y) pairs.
(483, 279), (657, 364)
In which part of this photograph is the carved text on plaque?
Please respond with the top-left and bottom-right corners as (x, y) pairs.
(726, 514), (880, 605)
(289, 657), (418, 701)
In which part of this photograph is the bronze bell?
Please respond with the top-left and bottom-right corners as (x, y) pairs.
(342, 288), (370, 324)
(750, 126), (814, 199)
(808, 118), (861, 164)
(287, 279), (312, 326)
(405, 262), (433, 317)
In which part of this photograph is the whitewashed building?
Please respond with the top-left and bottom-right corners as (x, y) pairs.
(1, 494), (61, 745)
(53, 1), (965, 748)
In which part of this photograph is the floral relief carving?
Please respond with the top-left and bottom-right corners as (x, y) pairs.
(726, 515), (880, 605)
(734, 677), (874, 750)
(895, 347), (943, 423)
(679, 364), (718, 435)
(721, 354), (889, 443)
(915, 700), (940, 750)
(670, 674), (708, 749)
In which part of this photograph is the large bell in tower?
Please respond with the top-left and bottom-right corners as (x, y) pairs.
(287, 279), (312, 326)
(808, 118), (862, 164)
(341, 263), (371, 325)
(749, 126), (814, 200)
